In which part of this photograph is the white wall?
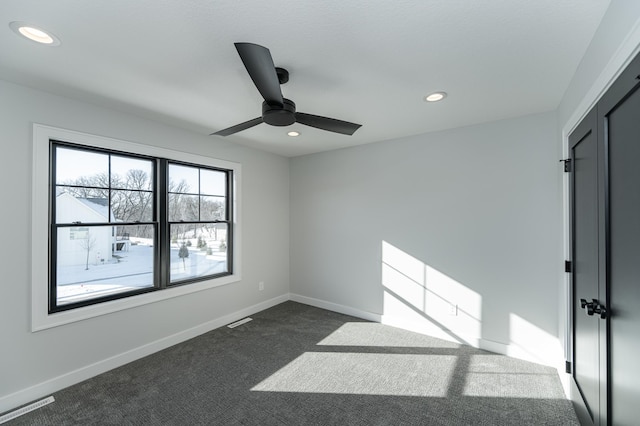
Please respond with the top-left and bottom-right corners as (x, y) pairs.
(290, 112), (563, 366)
(0, 79), (290, 411)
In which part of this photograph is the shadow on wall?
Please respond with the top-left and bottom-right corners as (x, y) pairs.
(380, 240), (560, 366)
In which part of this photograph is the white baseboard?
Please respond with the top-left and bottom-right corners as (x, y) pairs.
(288, 294), (564, 369)
(380, 313), (564, 369)
(0, 294), (288, 414)
(289, 293), (381, 323)
(380, 314), (507, 356)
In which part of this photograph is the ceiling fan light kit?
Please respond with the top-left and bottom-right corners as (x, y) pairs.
(212, 42), (361, 137)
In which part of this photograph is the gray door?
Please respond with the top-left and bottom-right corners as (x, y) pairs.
(569, 109), (604, 425)
(599, 56), (640, 426)
(569, 50), (640, 426)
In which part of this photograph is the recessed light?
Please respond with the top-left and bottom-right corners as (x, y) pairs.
(287, 131), (300, 137)
(424, 92), (447, 102)
(9, 21), (60, 46)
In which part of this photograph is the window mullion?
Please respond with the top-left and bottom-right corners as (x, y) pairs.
(227, 170), (233, 273)
(158, 159), (169, 289)
(49, 144), (58, 311)
(108, 155), (112, 223)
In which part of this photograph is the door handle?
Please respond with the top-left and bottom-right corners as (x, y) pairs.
(592, 299), (607, 319)
(580, 298), (594, 315)
(580, 298), (607, 319)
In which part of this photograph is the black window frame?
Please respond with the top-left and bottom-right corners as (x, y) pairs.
(166, 160), (234, 285)
(49, 140), (234, 313)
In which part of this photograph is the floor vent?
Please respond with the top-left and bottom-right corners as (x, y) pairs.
(0, 396), (55, 424)
(227, 317), (253, 328)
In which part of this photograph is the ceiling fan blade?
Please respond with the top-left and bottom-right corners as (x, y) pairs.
(296, 112), (362, 135)
(235, 42), (284, 106)
(211, 117), (263, 136)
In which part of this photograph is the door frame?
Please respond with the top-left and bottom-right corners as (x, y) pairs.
(564, 36), (640, 426)
(561, 15), (640, 425)
(567, 109), (607, 426)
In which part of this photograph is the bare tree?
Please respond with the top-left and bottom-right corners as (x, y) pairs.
(78, 232), (97, 270)
(178, 242), (189, 271)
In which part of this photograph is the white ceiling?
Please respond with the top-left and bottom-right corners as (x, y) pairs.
(1, 1), (610, 157)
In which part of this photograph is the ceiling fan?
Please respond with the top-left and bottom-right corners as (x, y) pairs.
(212, 43), (362, 137)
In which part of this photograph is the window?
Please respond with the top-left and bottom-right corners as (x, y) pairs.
(168, 163), (231, 283)
(32, 125), (241, 329)
(50, 142), (234, 313)
(51, 144), (157, 311)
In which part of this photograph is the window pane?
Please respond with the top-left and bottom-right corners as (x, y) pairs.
(168, 193), (199, 221)
(111, 156), (153, 191)
(56, 147), (108, 186)
(170, 223), (228, 283)
(201, 169), (226, 196)
(56, 185), (108, 199)
(56, 224), (155, 306)
(111, 190), (153, 222)
(56, 191), (110, 224)
(169, 223), (197, 244)
(200, 196), (225, 221)
(169, 164), (198, 194)
(116, 223), (155, 240)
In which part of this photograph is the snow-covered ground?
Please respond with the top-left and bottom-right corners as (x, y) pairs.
(57, 242), (227, 305)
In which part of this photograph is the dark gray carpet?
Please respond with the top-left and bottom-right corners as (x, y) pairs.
(5, 301), (578, 425)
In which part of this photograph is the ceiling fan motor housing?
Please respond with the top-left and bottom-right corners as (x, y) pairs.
(263, 98), (296, 126)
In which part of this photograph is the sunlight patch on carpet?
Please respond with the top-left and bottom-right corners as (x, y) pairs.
(251, 352), (455, 396)
(461, 354), (565, 399)
(317, 322), (463, 348)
